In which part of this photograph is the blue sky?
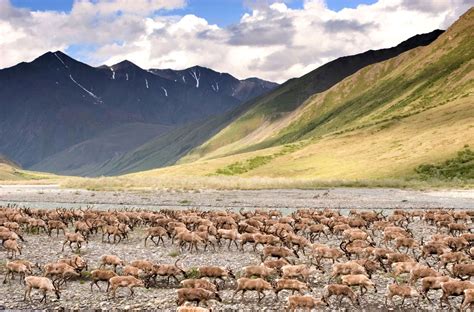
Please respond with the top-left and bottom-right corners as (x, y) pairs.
(3, 0), (469, 81)
(11, 0), (378, 26)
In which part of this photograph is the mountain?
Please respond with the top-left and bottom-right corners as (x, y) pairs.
(74, 102), (255, 176)
(139, 8), (473, 181)
(2, 8), (470, 181)
(87, 29), (445, 176)
(183, 29), (444, 160)
(150, 66), (278, 102)
(0, 154), (56, 181)
(0, 154), (18, 168)
(31, 123), (172, 176)
(0, 52), (277, 173)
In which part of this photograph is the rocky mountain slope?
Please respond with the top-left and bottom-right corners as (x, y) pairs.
(0, 52), (276, 174)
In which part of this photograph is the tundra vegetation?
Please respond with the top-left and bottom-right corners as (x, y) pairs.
(0, 205), (473, 311)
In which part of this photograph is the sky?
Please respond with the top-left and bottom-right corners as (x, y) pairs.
(1, 0), (472, 82)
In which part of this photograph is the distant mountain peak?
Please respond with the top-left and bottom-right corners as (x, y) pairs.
(0, 49), (278, 172)
(53, 50), (68, 57)
(185, 65), (214, 72)
(28, 50), (91, 72)
(32, 51), (61, 63)
(112, 60), (142, 71)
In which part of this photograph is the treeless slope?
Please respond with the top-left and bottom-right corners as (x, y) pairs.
(130, 8), (474, 182)
(182, 29), (444, 162)
(31, 123), (172, 176)
(0, 155), (19, 168)
(0, 155), (58, 181)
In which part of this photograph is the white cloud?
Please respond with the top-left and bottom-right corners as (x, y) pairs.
(0, 0), (472, 82)
(72, 0), (186, 16)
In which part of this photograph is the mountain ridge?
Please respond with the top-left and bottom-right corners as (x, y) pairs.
(93, 29), (447, 176)
(158, 8), (473, 181)
(0, 51), (277, 172)
(181, 29), (445, 161)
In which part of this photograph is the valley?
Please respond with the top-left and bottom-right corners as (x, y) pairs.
(1, 3), (473, 312)
(0, 8), (472, 190)
(1, 185), (473, 211)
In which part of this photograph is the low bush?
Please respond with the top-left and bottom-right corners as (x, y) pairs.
(415, 146), (474, 181)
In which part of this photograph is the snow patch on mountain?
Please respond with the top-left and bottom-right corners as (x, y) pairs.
(69, 74), (101, 103)
(189, 69), (200, 88)
(54, 52), (68, 69)
(211, 81), (219, 92)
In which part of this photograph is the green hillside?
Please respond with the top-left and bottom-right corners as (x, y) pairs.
(181, 29), (444, 162)
(139, 8), (474, 184)
(57, 8), (474, 191)
(0, 156), (57, 181)
(30, 123), (172, 176)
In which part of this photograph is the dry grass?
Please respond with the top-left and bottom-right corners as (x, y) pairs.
(61, 175), (471, 191)
(175, 14), (474, 184)
(60, 98), (473, 192)
(0, 164), (60, 183)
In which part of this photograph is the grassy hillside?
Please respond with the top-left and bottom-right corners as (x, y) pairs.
(64, 8), (474, 190)
(0, 155), (19, 168)
(123, 94), (472, 180)
(415, 146), (474, 181)
(31, 123), (172, 176)
(85, 93), (270, 176)
(181, 29), (444, 163)
(166, 8), (473, 180)
(0, 156), (57, 182)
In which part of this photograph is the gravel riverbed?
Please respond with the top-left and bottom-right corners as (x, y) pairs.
(0, 215), (460, 311)
(0, 185), (472, 311)
(0, 185), (473, 210)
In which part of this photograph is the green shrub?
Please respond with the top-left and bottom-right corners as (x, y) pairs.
(81, 271), (92, 279)
(168, 250), (181, 257)
(186, 267), (200, 279)
(215, 143), (303, 176)
(415, 146), (474, 180)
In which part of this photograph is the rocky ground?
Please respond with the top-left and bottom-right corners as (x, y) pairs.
(0, 185), (473, 210)
(0, 186), (472, 311)
(0, 211), (467, 311)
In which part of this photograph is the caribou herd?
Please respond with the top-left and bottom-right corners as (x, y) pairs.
(1, 205), (474, 311)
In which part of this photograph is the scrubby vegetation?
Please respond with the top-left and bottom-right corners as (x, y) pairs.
(215, 155), (274, 175)
(62, 174), (472, 192)
(416, 146), (474, 181)
(214, 143), (304, 176)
